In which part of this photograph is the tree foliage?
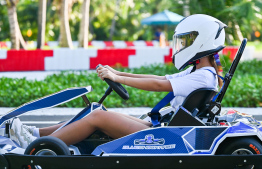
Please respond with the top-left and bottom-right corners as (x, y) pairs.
(186, 0), (262, 43)
(0, 0), (261, 43)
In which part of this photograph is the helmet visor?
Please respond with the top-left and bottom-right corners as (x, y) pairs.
(172, 31), (199, 55)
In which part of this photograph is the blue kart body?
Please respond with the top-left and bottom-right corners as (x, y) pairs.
(92, 123), (262, 156)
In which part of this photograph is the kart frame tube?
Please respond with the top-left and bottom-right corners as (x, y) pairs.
(216, 38), (247, 103)
(1, 154), (262, 169)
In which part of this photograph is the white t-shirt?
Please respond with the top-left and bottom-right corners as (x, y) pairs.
(165, 66), (218, 109)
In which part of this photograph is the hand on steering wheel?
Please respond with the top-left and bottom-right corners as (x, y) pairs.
(96, 64), (129, 100)
(97, 65), (116, 82)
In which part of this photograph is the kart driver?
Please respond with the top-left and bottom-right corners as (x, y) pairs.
(9, 14), (226, 148)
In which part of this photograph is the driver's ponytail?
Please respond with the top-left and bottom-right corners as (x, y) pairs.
(208, 54), (223, 88)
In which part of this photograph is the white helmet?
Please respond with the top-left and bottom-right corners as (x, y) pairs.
(172, 14), (227, 70)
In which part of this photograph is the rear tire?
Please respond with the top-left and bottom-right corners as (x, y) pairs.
(216, 137), (262, 155)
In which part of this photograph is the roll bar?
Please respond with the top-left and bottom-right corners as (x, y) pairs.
(216, 38), (247, 103)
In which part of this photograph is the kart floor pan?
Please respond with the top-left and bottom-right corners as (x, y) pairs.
(1, 154), (262, 169)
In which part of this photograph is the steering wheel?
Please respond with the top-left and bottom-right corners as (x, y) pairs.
(96, 64), (129, 100)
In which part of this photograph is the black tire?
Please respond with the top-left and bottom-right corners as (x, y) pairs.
(216, 137), (262, 155)
(24, 136), (70, 156)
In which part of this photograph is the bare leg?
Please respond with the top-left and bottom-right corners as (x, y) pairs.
(110, 111), (152, 126)
(39, 122), (66, 137)
(50, 110), (150, 146)
(39, 111), (151, 137)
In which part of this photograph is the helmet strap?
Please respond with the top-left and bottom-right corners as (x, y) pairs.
(190, 59), (200, 73)
(190, 65), (196, 73)
(189, 59), (200, 66)
(189, 59), (200, 73)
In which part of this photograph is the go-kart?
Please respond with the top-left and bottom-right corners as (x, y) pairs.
(1, 38), (262, 169)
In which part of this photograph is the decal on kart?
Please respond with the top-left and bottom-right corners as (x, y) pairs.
(134, 134), (165, 145)
(122, 134), (176, 150)
(0, 145), (16, 151)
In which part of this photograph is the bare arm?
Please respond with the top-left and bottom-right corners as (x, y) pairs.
(104, 65), (166, 80)
(97, 66), (172, 92)
(116, 76), (172, 92)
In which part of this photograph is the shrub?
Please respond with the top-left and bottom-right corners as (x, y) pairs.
(0, 58), (261, 108)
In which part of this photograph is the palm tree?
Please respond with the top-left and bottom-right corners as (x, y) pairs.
(5, 0), (26, 49)
(37, 0), (47, 49)
(216, 0), (262, 42)
(78, 0), (90, 48)
(59, 0), (73, 48)
(183, 0), (190, 17)
(109, 0), (120, 41)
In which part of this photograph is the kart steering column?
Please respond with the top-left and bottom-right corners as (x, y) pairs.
(98, 86), (113, 104)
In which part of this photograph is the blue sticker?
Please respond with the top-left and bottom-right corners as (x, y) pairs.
(122, 134), (176, 150)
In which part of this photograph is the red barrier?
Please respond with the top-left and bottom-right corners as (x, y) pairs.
(90, 49), (136, 69)
(222, 47), (239, 61)
(125, 41), (134, 47)
(0, 46), (241, 72)
(104, 41), (114, 47)
(0, 50), (53, 71)
(145, 41), (154, 46)
(164, 48), (173, 63)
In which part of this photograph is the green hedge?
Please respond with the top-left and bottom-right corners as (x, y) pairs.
(0, 58), (262, 108)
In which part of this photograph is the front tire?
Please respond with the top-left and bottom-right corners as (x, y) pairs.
(24, 136), (70, 156)
(216, 137), (262, 155)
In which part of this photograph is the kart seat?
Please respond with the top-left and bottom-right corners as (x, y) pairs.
(182, 88), (217, 117)
(167, 88), (217, 126)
